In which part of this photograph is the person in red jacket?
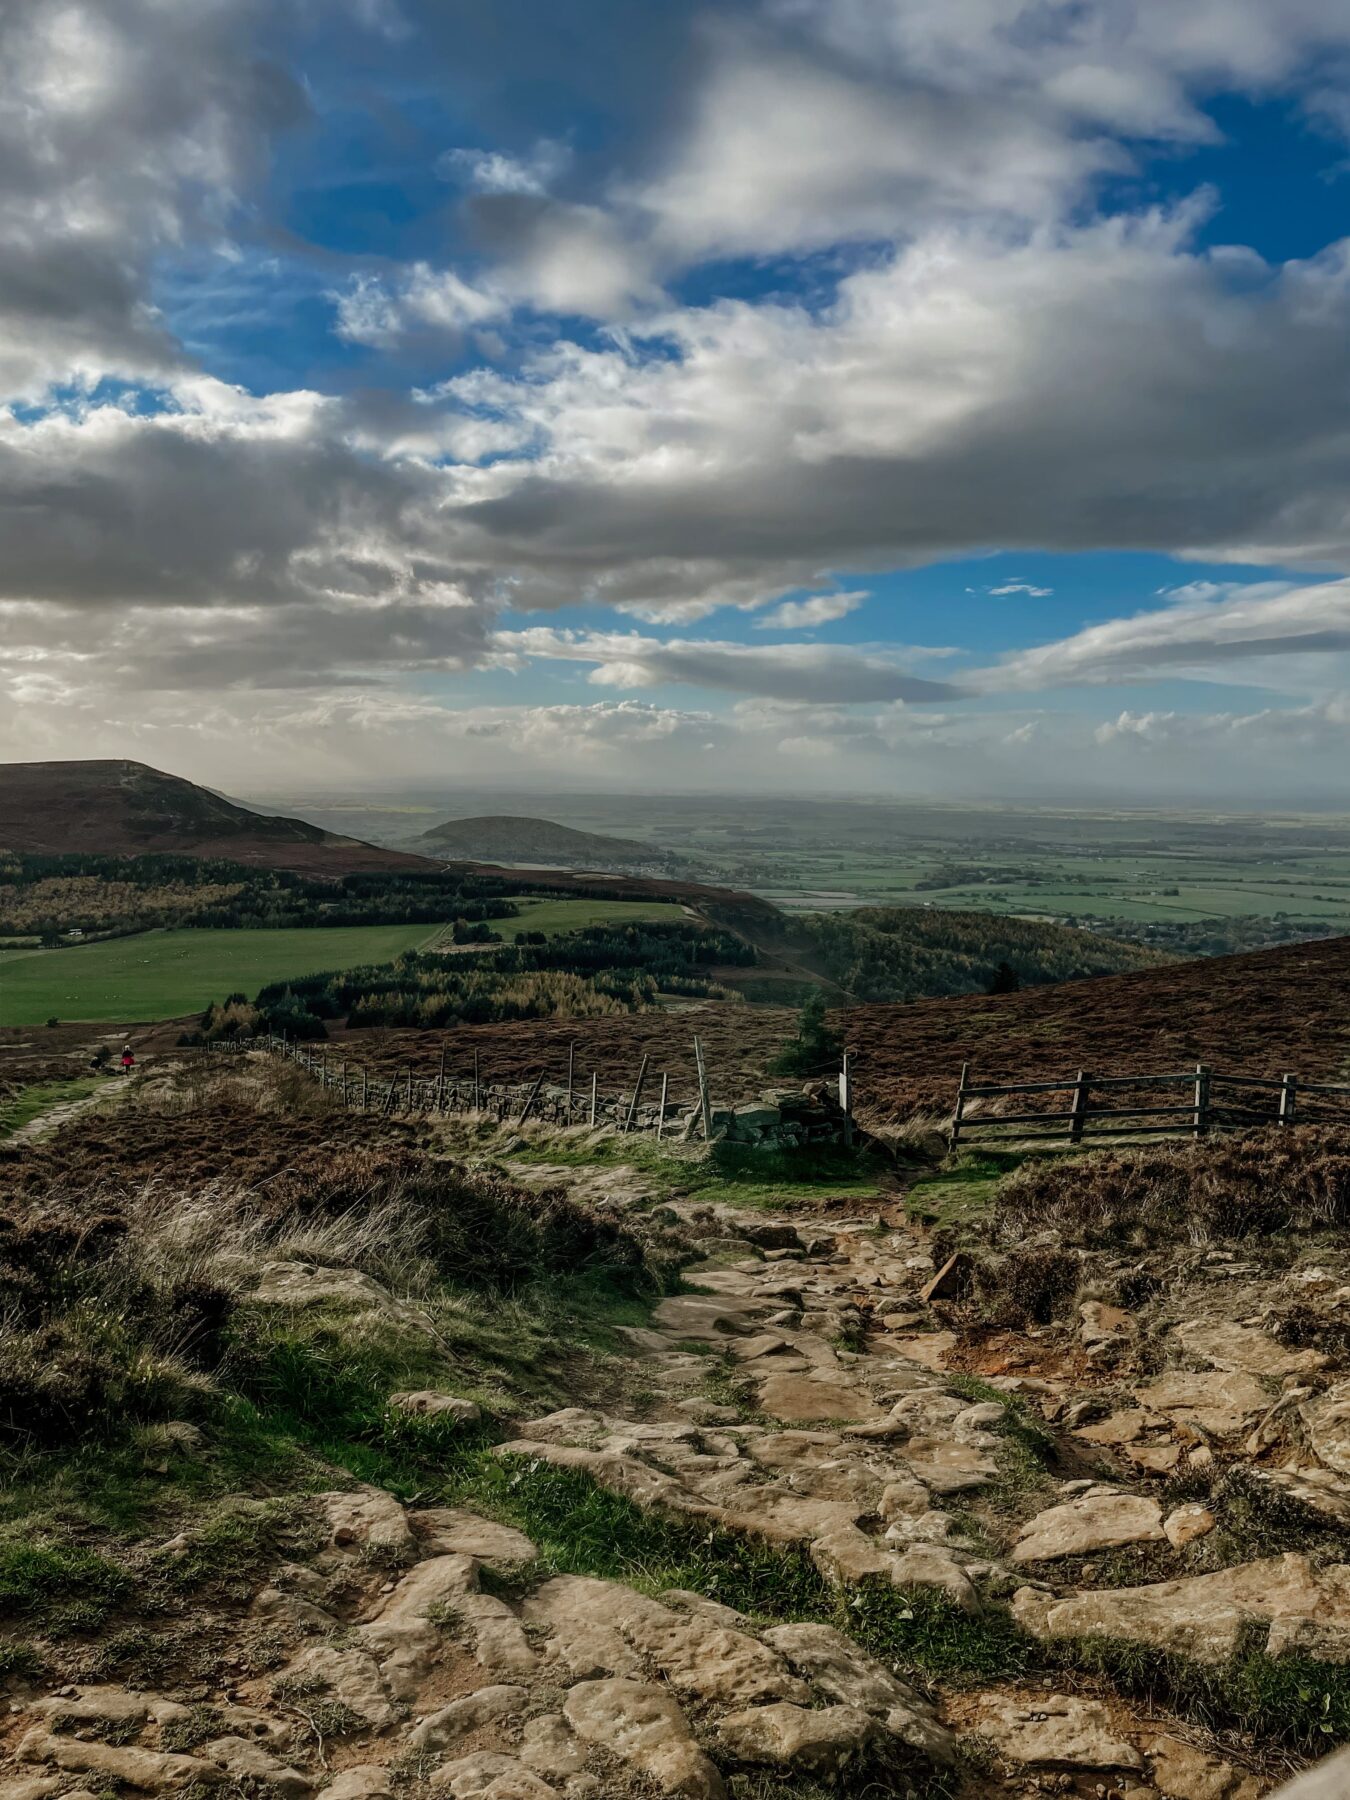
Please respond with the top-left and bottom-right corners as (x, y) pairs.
(120, 1045), (135, 1075)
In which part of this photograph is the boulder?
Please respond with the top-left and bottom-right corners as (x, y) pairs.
(900, 1438), (997, 1494)
(762, 1623), (955, 1762)
(430, 1754), (553, 1798)
(1144, 1734), (1265, 1800)
(1012, 1493), (1165, 1564)
(406, 1686), (529, 1753)
(524, 1575), (808, 1708)
(317, 1486), (416, 1557)
(1079, 1301), (1133, 1349)
(411, 1508), (537, 1568)
(1164, 1503), (1217, 1549)
(199, 1738), (310, 1798)
(457, 1593), (539, 1679)
(888, 1545), (981, 1613)
(563, 1679), (726, 1799)
(517, 1714), (588, 1780)
(976, 1694), (1143, 1770)
(1013, 1553), (1350, 1662)
(886, 1332), (956, 1371)
(756, 1373), (877, 1424)
(1133, 1371), (1270, 1438)
(716, 1703), (881, 1775)
(1175, 1320), (1326, 1379)
(323, 1770), (395, 1800)
(389, 1392), (481, 1425)
(15, 1732), (223, 1794)
(1074, 1409), (1155, 1447)
(1302, 1381), (1350, 1477)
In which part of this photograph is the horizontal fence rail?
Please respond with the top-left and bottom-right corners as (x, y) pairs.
(951, 1062), (1350, 1149)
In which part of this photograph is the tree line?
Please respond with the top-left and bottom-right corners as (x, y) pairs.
(192, 922), (749, 1039)
(792, 905), (1161, 1003)
(0, 852), (519, 940)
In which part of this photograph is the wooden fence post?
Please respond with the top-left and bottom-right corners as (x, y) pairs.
(624, 1054), (650, 1133)
(951, 1061), (969, 1149)
(518, 1070), (546, 1125)
(1193, 1063), (1211, 1139)
(657, 1072), (669, 1141)
(694, 1036), (713, 1142)
(589, 1071), (598, 1127)
(1280, 1072), (1298, 1128)
(437, 1045), (446, 1113)
(567, 1041), (576, 1118)
(1069, 1069), (1089, 1143)
(340, 1060), (349, 1108)
(840, 1050), (854, 1149)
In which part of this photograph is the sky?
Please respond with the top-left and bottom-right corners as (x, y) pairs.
(4, 1), (1350, 803)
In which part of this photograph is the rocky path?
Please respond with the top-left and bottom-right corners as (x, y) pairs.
(498, 1189), (1350, 1796)
(7, 1166), (1350, 1797)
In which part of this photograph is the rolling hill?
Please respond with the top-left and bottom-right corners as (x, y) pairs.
(420, 813), (686, 874)
(0, 760), (431, 874)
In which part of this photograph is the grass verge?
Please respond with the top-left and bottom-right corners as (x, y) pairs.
(0, 1076), (105, 1139)
(504, 1129), (888, 1211)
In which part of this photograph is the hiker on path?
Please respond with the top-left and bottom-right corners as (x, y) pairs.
(120, 1045), (135, 1075)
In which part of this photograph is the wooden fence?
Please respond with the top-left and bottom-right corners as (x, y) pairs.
(206, 1034), (857, 1148)
(951, 1062), (1350, 1149)
(208, 1033), (694, 1136)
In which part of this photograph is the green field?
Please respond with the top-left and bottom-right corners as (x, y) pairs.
(0, 925), (438, 1026)
(490, 897), (691, 941)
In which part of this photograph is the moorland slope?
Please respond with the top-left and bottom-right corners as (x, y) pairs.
(319, 931), (1350, 1127)
(845, 930), (1350, 1119)
(0, 760), (431, 874)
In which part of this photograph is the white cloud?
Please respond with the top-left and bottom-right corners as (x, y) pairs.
(986, 580), (1053, 598)
(334, 268), (504, 347)
(976, 576), (1350, 692)
(437, 141), (570, 196)
(754, 590), (869, 629)
(631, 31), (1105, 263)
(434, 212), (1350, 610)
(496, 626), (962, 703)
(0, 0), (317, 399)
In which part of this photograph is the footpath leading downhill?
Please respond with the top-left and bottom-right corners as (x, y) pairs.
(6, 1055), (1350, 1798)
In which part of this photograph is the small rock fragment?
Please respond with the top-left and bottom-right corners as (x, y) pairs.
(1163, 1504), (1217, 1550)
